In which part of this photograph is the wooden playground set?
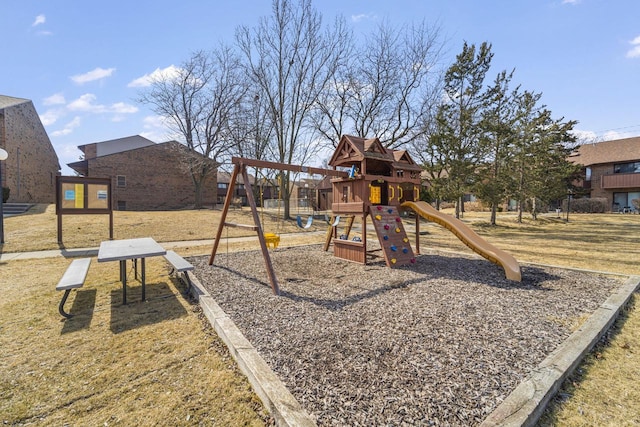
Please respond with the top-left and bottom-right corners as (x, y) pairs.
(209, 135), (521, 295)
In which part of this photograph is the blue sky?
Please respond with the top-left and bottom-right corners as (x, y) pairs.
(2, 0), (639, 175)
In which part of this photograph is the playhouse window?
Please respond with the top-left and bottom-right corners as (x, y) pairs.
(342, 186), (349, 202)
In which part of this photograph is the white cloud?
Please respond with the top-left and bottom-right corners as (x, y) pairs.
(67, 94), (102, 112)
(32, 14), (46, 26)
(127, 65), (181, 88)
(351, 13), (377, 23)
(43, 93), (65, 106)
(67, 94), (138, 116)
(562, 0), (581, 4)
(602, 130), (626, 141)
(570, 129), (597, 143)
(139, 115), (172, 141)
(40, 109), (65, 126)
(110, 102), (138, 114)
(70, 67), (116, 84)
(51, 117), (81, 137)
(626, 35), (640, 58)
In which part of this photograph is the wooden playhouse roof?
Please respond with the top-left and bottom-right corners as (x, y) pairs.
(328, 135), (421, 171)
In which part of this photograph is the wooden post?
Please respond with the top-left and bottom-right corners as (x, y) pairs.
(323, 217), (335, 251)
(241, 165), (279, 295)
(362, 214), (367, 265)
(209, 164), (240, 265)
(415, 213), (420, 254)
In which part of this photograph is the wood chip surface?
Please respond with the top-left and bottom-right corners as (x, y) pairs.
(192, 244), (621, 426)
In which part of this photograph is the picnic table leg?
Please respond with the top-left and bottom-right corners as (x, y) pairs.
(120, 260), (127, 305)
(141, 258), (146, 301)
(58, 289), (73, 319)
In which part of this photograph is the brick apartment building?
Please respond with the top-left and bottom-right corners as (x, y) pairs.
(68, 135), (216, 210)
(0, 95), (61, 203)
(569, 136), (640, 212)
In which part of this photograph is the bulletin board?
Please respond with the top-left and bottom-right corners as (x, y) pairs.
(56, 176), (113, 244)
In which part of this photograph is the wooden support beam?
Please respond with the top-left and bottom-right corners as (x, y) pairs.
(241, 166), (280, 295)
(209, 164), (240, 265)
(232, 157), (349, 178)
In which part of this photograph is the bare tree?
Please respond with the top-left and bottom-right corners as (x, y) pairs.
(236, 0), (350, 219)
(313, 20), (445, 149)
(137, 47), (247, 208)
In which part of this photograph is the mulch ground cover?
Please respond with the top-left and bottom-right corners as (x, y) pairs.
(192, 244), (623, 426)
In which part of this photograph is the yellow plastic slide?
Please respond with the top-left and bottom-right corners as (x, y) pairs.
(401, 201), (522, 282)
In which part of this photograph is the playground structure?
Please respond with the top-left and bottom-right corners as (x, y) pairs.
(209, 135), (521, 295)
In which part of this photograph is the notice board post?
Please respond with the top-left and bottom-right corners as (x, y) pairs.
(56, 176), (113, 244)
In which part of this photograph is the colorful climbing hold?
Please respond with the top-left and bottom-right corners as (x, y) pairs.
(377, 205), (383, 210)
(384, 224), (390, 230)
(383, 235), (389, 240)
(375, 214), (382, 220)
(388, 208), (393, 214)
(410, 258), (416, 263)
(395, 227), (401, 233)
(402, 248), (408, 254)
(395, 217), (401, 222)
(391, 258), (397, 264)
(390, 245), (397, 251)
(403, 238), (409, 243)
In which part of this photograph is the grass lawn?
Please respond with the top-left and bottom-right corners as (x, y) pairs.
(1, 205), (638, 425)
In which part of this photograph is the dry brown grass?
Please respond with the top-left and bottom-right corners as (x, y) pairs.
(1, 205), (639, 425)
(0, 257), (270, 426)
(1, 204), (322, 253)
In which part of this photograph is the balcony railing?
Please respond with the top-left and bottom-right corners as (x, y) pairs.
(601, 173), (640, 189)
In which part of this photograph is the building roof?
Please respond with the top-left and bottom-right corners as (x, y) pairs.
(569, 136), (640, 166)
(78, 135), (156, 158)
(217, 170), (254, 185)
(0, 95), (30, 109)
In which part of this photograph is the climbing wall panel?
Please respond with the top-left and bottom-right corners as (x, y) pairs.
(369, 205), (416, 268)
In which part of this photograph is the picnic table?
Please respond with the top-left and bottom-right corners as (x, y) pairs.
(97, 237), (166, 304)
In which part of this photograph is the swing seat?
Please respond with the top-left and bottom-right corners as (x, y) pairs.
(296, 215), (313, 229)
(264, 233), (280, 249)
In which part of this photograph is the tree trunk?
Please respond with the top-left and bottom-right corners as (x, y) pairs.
(531, 198), (538, 220)
(517, 200), (523, 223)
(490, 203), (497, 226)
(193, 179), (203, 209)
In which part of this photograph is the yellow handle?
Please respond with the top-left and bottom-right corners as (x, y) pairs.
(414, 185), (419, 201)
(368, 184), (372, 202)
(389, 185), (395, 201)
(398, 186), (403, 200)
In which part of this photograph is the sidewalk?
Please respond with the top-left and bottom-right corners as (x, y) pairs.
(0, 231), (325, 262)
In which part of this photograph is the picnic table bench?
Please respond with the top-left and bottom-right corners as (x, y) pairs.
(164, 250), (194, 286)
(56, 258), (91, 319)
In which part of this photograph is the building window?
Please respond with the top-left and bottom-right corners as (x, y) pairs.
(116, 175), (126, 187)
(585, 167), (591, 181)
(217, 183), (228, 189)
(613, 162), (640, 174)
(117, 200), (126, 211)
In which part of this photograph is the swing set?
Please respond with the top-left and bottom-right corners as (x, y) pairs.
(210, 135), (522, 298)
(209, 156), (349, 295)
